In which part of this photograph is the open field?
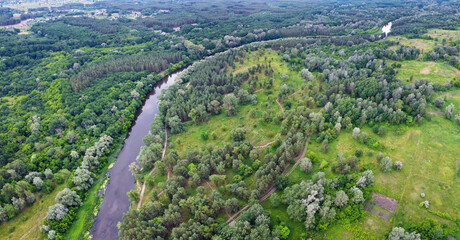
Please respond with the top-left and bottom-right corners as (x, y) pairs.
(387, 29), (460, 52)
(394, 60), (460, 84)
(306, 113), (460, 238)
(387, 36), (437, 52)
(0, 185), (65, 240)
(425, 29), (460, 43)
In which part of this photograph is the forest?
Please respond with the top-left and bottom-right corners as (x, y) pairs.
(0, 0), (459, 240)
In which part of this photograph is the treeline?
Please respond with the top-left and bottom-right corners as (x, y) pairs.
(61, 17), (122, 34)
(71, 52), (184, 91)
(141, 14), (196, 28)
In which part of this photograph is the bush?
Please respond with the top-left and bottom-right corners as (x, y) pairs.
(380, 157), (392, 172)
(355, 149), (363, 157)
(275, 176), (289, 190)
(269, 193), (281, 208)
(211, 131), (217, 140)
(200, 131), (209, 140)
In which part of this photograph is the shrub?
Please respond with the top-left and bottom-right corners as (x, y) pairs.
(200, 131), (209, 140)
(394, 161), (403, 170)
(380, 157), (392, 172)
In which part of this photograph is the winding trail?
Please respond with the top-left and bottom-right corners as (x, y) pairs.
(289, 89), (301, 97)
(276, 97), (285, 114)
(253, 141), (275, 149)
(226, 136), (311, 224)
(137, 124), (169, 210)
(19, 216), (45, 240)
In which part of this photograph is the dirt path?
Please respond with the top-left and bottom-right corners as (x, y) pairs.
(226, 204), (250, 224)
(444, 92), (460, 97)
(253, 89), (264, 93)
(420, 62), (435, 74)
(429, 110), (443, 116)
(399, 133), (421, 202)
(253, 141), (275, 149)
(137, 124), (169, 209)
(289, 89), (301, 97)
(19, 216), (46, 240)
(226, 135), (311, 224)
(286, 136), (311, 176)
(276, 97), (285, 114)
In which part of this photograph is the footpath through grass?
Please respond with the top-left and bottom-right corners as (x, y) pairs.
(0, 185), (65, 240)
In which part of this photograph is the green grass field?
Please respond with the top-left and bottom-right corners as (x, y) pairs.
(425, 29), (460, 43)
(394, 60), (459, 84)
(387, 36), (437, 52)
(0, 185), (66, 240)
(306, 114), (460, 238)
(387, 29), (459, 52)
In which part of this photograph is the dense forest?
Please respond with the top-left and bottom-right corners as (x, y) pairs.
(0, 0), (459, 239)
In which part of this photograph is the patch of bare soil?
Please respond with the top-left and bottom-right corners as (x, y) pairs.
(420, 62), (435, 74)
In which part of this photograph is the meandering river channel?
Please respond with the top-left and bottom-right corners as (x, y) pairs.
(90, 70), (183, 240)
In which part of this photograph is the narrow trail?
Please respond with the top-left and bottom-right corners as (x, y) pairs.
(226, 136), (311, 224)
(253, 89), (264, 93)
(19, 216), (45, 240)
(286, 136), (310, 176)
(399, 135), (421, 202)
(428, 110), (443, 116)
(289, 89), (301, 97)
(276, 97), (285, 114)
(137, 124), (168, 210)
(253, 141), (275, 149)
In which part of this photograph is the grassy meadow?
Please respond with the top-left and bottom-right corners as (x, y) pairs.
(0, 185), (66, 240)
(393, 61), (459, 84)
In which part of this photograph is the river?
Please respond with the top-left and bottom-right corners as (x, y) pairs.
(90, 70), (182, 240)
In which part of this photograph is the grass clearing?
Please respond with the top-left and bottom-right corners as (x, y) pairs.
(387, 36), (437, 52)
(0, 185), (66, 240)
(425, 29), (460, 43)
(316, 115), (460, 238)
(394, 60), (459, 84)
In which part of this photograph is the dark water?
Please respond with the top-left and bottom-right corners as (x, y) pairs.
(90, 71), (181, 240)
